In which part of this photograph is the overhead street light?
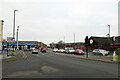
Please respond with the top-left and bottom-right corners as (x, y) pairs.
(13, 10), (18, 39)
(108, 25), (110, 38)
(13, 10), (18, 54)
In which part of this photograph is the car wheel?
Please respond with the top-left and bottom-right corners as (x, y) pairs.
(99, 53), (103, 56)
(93, 53), (96, 55)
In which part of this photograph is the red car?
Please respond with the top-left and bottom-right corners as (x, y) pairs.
(73, 49), (85, 55)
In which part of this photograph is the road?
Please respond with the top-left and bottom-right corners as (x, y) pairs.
(2, 50), (118, 78)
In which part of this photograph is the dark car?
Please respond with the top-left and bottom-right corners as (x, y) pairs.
(41, 48), (47, 53)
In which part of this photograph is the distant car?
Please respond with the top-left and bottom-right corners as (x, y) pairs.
(73, 49), (85, 55)
(58, 49), (65, 53)
(41, 48), (47, 53)
(8, 48), (14, 51)
(92, 49), (109, 56)
(32, 49), (39, 54)
(65, 48), (75, 54)
(53, 48), (59, 52)
(30, 47), (35, 51)
(4, 48), (8, 51)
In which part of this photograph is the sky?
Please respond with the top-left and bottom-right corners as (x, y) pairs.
(0, 0), (119, 44)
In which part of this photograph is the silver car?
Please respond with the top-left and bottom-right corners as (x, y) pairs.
(92, 49), (109, 55)
(32, 49), (39, 54)
(58, 49), (65, 53)
(65, 48), (75, 54)
(53, 48), (59, 52)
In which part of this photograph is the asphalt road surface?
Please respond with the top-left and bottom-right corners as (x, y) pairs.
(2, 51), (118, 78)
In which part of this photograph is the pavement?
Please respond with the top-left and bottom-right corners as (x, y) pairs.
(47, 49), (119, 63)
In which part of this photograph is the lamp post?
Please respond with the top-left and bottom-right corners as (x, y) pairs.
(74, 33), (75, 43)
(64, 36), (65, 49)
(13, 10), (18, 39)
(13, 10), (18, 53)
(73, 33), (76, 48)
(16, 26), (19, 50)
(0, 20), (4, 54)
(108, 25), (110, 38)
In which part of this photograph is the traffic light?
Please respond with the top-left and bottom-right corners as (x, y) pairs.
(84, 36), (90, 47)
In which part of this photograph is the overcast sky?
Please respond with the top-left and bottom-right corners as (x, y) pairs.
(0, 0), (119, 44)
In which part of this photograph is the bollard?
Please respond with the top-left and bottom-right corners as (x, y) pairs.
(112, 51), (118, 61)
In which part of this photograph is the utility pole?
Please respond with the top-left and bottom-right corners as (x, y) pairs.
(16, 26), (19, 50)
(0, 20), (4, 54)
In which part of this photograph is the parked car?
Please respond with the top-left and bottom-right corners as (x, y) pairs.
(58, 49), (65, 53)
(32, 49), (39, 54)
(73, 49), (85, 55)
(92, 49), (109, 56)
(4, 48), (8, 51)
(53, 48), (59, 52)
(41, 48), (47, 53)
(65, 48), (75, 54)
(30, 47), (35, 51)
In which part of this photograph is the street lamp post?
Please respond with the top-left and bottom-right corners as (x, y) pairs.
(64, 36), (65, 49)
(13, 10), (18, 54)
(0, 20), (4, 54)
(74, 33), (75, 43)
(108, 25), (110, 38)
(13, 10), (18, 39)
(73, 33), (76, 48)
(16, 26), (19, 50)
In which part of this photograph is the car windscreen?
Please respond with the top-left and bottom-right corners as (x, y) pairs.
(100, 50), (107, 53)
(76, 49), (83, 51)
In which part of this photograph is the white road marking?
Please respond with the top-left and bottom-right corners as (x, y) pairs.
(23, 52), (27, 58)
(36, 54), (39, 56)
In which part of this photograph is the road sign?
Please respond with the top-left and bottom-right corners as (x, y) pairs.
(7, 37), (14, 42)
(113, 37), (116, 41)
(90, 39), (93, 44)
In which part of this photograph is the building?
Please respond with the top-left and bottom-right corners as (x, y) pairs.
(88, 36), (120, 51)
(2, 41), (47, 50)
